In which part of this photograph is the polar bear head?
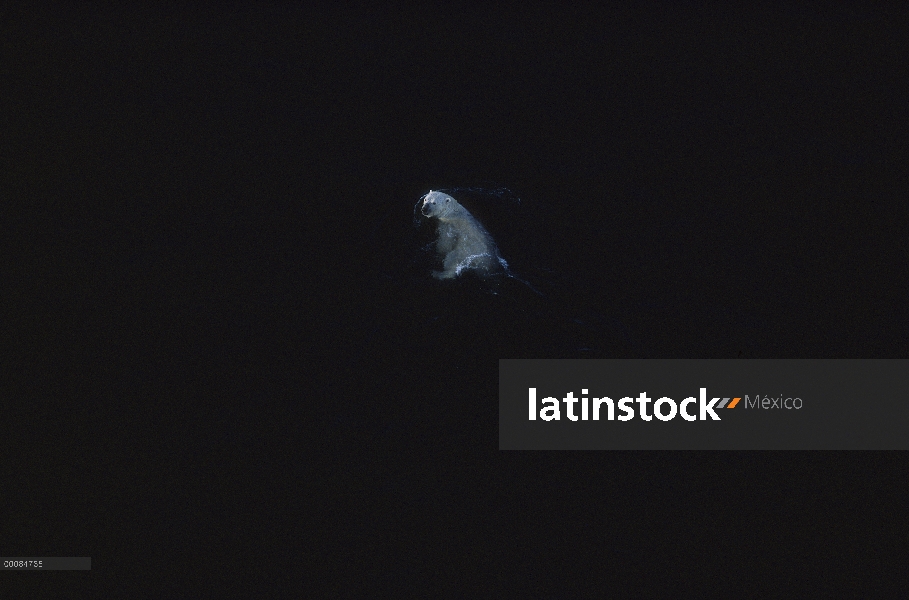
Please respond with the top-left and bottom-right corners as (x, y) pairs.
(420, 191), (457, 219)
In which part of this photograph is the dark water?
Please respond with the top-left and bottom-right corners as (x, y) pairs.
(6, 5), (905, 595)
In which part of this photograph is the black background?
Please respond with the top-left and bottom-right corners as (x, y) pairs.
(4, 4), (906, 596)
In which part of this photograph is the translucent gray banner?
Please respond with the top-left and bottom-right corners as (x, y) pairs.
(499, 359), (909, 450)
(1, 557), (91, 570)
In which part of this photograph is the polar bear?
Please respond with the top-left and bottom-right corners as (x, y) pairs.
(419, 190), (505, 280)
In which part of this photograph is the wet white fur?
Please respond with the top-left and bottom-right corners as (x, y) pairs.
(419, 191), (505, 279)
